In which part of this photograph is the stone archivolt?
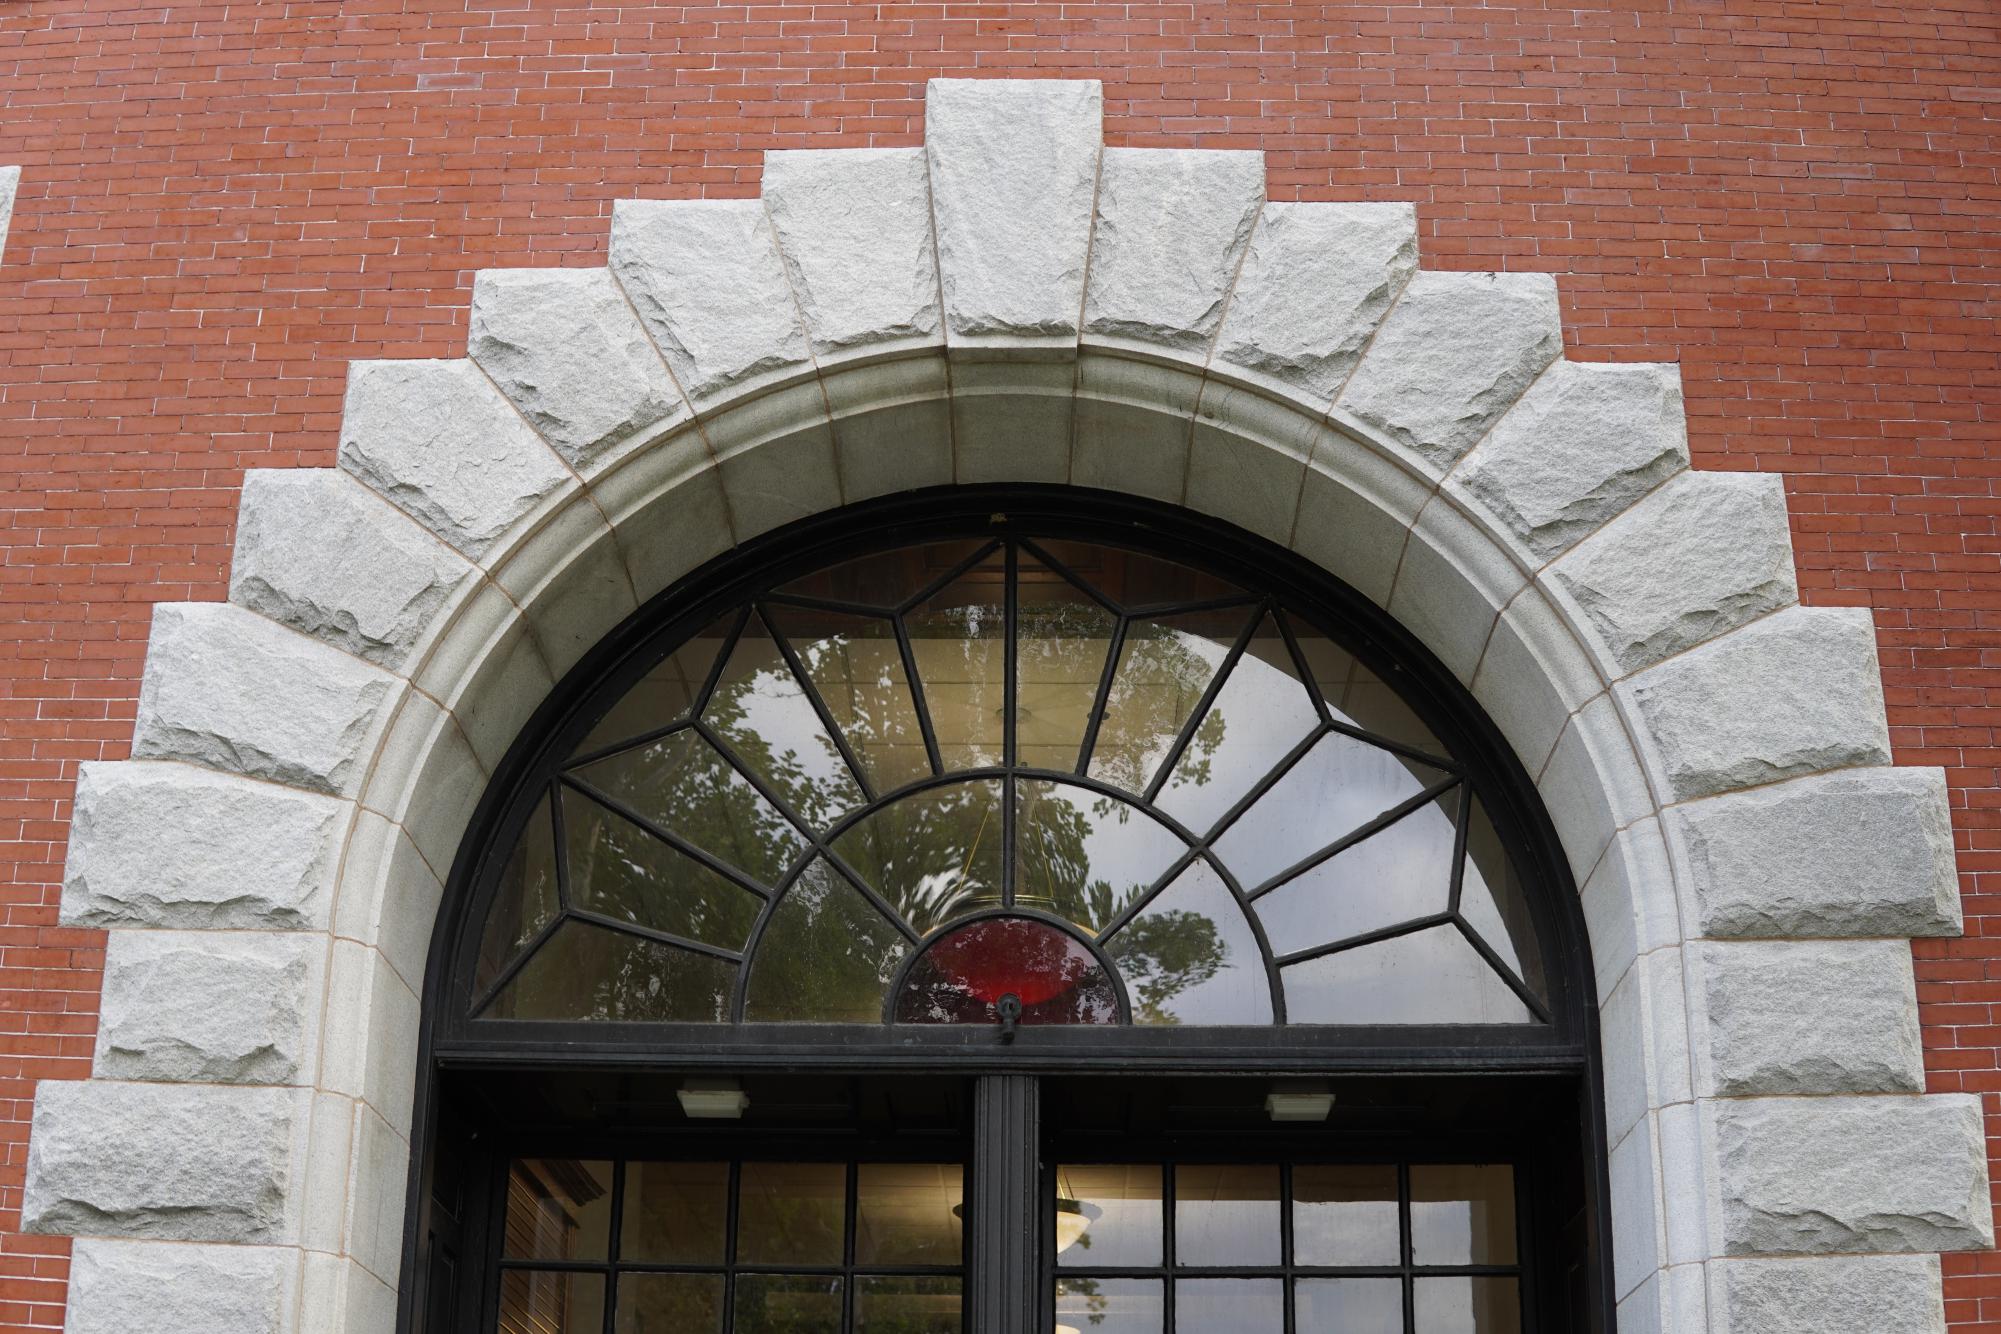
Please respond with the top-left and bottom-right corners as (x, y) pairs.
(15, 80), (1987, 1334)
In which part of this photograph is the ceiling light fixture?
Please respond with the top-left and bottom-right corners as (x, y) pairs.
(676, 1077), (749, 1120)
(1265, 1081), (1336, 1122)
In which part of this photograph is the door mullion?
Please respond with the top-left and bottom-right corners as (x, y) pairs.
(969, 1075), (1040, 1334)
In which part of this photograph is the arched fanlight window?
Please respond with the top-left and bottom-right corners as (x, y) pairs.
(464, 535), (1552, 1032)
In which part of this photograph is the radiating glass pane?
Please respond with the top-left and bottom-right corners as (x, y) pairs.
(1056, 1164), (1162, 1268)
(1054, 1278), (1161, 1334)
(1016, 552), (1118, 773)
(1175, 1278), (1283, 1333)
(1252, 791), (1459, 958)
(781, 540), (990, 608)
(1411, 1165), (1517, 1265)
(737, 1162), (846, 1265)
(1413, 1277), (1521, 1334)
(769, 605), (930, 796)
(745, 860), (909, 1023)
(503, 1158), (613, 1260)
(1175, 1164), (1280, 1266)
(895, 917), (1119, 1026)
(1282, 925), (1534, 1026)
(857, 1162), (964, 1265)
(1293, 1164), (1401, 1267)
(563, 788), (762, 952)
(856, 1276), (962, 1333)
(834, 780), (1003, 935)
(1014, 779), (1185, 933)
(1456, 798), (1546, 1003)
(615, 1272), (724, 1333)
(1214, 732), (1449, 891)
(705, 615), (867, 831)
(578, 613), (732, 753)
(498, 1270), (605, 1334)
(1290, 624), (1450, 757)
(1034, 540), (1242, 609)
(1104, 860), (1271, 1025)
(906, 552), (1007, 771)
(734, 1274), (843, 1334)
(572, 729), (805, 887)
(621, 1160), (728, 1264)
(477, 792), (560, 995)
(1087, 608), (1253, 796)
(1295, 1277), (1402, 1333)
(1157, 615), (1322, 835)
(485, 921), (735, 1022)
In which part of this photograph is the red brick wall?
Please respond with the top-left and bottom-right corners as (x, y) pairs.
(0, 0), (1997, 1326)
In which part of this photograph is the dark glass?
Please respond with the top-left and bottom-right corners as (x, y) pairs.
(1173, 1164), (1281, 1266)
(834, 780), (1004, 935)
(497, 1270), (605, 1333)
(620, 1160), (728, 1264)
(1174, 1278), (1283, 1333)
(855, 1162), (964, 1265)
(1104, 859), (1271, 1025)
(1294, 1277), (1402, 1333)
(1087, 608), (1250, 796)
(1289, 625), (1449, 756)
(1013, 779), (1184, 933)
(854, 1276), (963, 1333)
(1034, 540), (1242, 608)
(767, 604), (931, 796)
(904, 550), (1007, 771)
(562, 787), (762, 952)
(578, 613), (731, 753)
(706, 614), (867, 831)
(615, 1272), (724, 1333)
(1052, 1278), (1162, 1334)
(734, 1273), (843, 1334)
(502, 1158), (613, 1261)
(1282, 926), (1534, 1026)
(1410, 1165), (1517, 1266)
(737, 1162), (846, 1265)
(779, 539), (989, 608)
(1292, 1164), (1401, 1267)
(1457, 799), (1547, 1003)
(1015, 552), (1117, 773)
(476, 792), (560, 995)
(1412, 1277), (1521, 1334)
(1251, 790), (1459, 958)
(485, 921), (734, 1022)
(894, 918), (1119, 1026)
(1055, 1164), (1162, 1268)
(745, 860), (909, 1023)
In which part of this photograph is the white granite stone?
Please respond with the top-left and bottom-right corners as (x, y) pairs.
(1695, 940), (1924, 1095)
(96, 930), (321, 1085)
(67, 1239), (300, 1334)
(0, 166), (19, 261)
(1711, 1256), (1945, 1334)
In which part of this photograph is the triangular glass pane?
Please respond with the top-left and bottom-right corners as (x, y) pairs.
(1033, 539), (1244, 609)
(1016, 553), (1118, 773)
(577, 613), (734, 755)
(1288, 621), (1450, 759)
(744, 860), (910, 1023)
(905, 551), (1007, 771)
(573, 729), (805, 888)
(1157, 614), (1323, 835)
(1282, 925), (1534, 1025)
(1015, 779), (1186, 934)
(474, 791), (561, 996)
(1086, 607), (1253, 796)
(484, 920), (735, 1022)
(767, 605), (931, 797)
(1252, 792), (1459, 958)
(563, 789), (762, 952)
(834, 779), (1003, 938)
(1456, 797), (1548, 1003)
(1105, 859), (1273, 1025)
(779, 539), (989, 609)
(704, 615), (867, 832)
(1213, 732), (1450, 892)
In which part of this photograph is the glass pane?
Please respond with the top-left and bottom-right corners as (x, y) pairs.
(1014, 779), (1186, 933)
(906, 552), (1007, 771)
(734, 1274), (843, 1334)
(563, 788), (762, 952)
(1174, 1164), (1280, 1266)
(856, 1162), (964, 1265)
(1294, 1277), (1402, 1333)
(1087, 608), (1251, 796)
(834, 780), (1004, 935)
(477, 792), (560, 995)
(486, 921), (735, 1022)
(1035, 540), (1242, 609)
(1104, 860), (1271, 1025)
(498, 1270), (605, 1334)
(1056, 1164), (1162, 1268)
(856, 1276), (962, 1334)
(1016, 552), (1118, 773)
(1412, 1277), (1521, 1334)
(1292, 1164), (1401, 1267)
(781, 540), (990, 608)
(1290, 624), (1449, 756)
(1214, 732), (1449, 892)
(745, 860), (909, 1023)
(503, 1158), (613, 1261)
(621, 1160), (728, 1264)
(1282, 925), (1534, 1026)
(1410, 1165), (1517, 1265)
(615, 1272), (724, 1333)
(706, 615), (867, 832)
(769, 605), (930, 796)
(1053, 1277), (1162, 1334)
(1174, 1278), (1283, 1333)
(1252, 791), (1459, 958)
(1157, 615), (1322, 835)
(578, 613), (731, 753)
(1457, 798), (1547, 1003)
(737, 1162), (846, 1266)
(895, 917), (1119, 1026)
(572, 729), (805, 887)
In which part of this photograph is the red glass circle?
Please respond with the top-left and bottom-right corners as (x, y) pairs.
(894, 917), (1120, 1026)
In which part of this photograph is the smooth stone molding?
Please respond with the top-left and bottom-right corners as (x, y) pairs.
(61, 761), (346, 930)
(0, 165), (18, 260)
(1454, 359), (1690, 563)
(131, 602), (398, 798)
(96, 930), (321, 1085)
(1711, 1256), (1946, 1334)
(231, 468), (473, 671)
(1694, 940), (1924, 1095)
(1669, 766), (1962, 937)
(1713, 1094), (1994, 1256)
(67, 1240), (300, 1334)
(338, 359), (570, 560)
(1625, 605), (1892, 802)
(24, 1082), (310, 1244)
(926, 78), (1101, 352)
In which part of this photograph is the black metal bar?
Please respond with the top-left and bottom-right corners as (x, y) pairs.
(722, 1159), (741, 1333)
(1073, 614), (1129, 777)
(843, 1160), (859, 1334)
(602, 1158), (625, 1334)
(893, 607), (945, 779)
(560, 777), (772, 902)
(896, 537), (1004, 615)
(1143, 603), (1264, 805)
(1273, 912), (1456, 970)
(1447, 783), (1474, 916)
(1399, 1161), (1415, 1334)
(1163, 1160), (1177, 1333)
(1003, 543), (1018, 906)
(562, 909), (745, 965)
(970, 1076), (1040, 1334)
(1014, 536), (1123, 617)
(761, 603), (879, 805)
(1245, 776), (1463, 901)
(1280, 1160), (1296, 1334)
